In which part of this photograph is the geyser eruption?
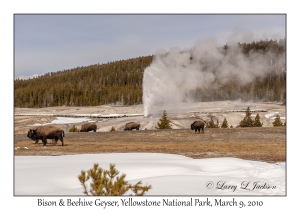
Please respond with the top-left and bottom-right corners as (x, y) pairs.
(142, 37), (285, 117)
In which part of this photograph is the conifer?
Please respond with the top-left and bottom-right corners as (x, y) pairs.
(206, 117), (219, 128)
(69, 125), (80, 132)
(221, 118), (229, 128)
(239, 107), (254, 127)
(155, 110), (172, 129)
(273, 115), (283, 127)
(78, 163), (151, 196)
(253, 113), (263, 127)
(14, 40), (286, 108)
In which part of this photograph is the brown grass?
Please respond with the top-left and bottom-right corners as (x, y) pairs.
(14, 127), (286, 163)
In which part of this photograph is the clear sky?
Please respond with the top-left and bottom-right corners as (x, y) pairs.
(14, 14), (285, 79)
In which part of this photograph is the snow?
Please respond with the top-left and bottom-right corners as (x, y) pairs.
(15, 153), (285, 196)
(265, 112), (279, 119)
(52, 117), (93, 124)
(101, 114), (126, 117)
(13, 103), (289, 207)
(271, 116), (286, 120)
(241, 114), (257, 117)
(31, 117), (94, 126)
(29, 115), (146, 126)
(74, 114), (102, 117)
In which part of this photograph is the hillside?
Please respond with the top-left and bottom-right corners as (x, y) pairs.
(14, 39), (286, 108)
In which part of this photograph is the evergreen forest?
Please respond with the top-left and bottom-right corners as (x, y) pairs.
(14, 39), (286, 108)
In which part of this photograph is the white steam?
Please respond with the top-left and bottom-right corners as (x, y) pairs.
(142, 37), (285, 117)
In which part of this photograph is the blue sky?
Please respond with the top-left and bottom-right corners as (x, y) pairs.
(14, 14), (285, 79)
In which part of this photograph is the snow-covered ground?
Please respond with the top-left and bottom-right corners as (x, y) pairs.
(31, 117), (96, 126)
(15, 153), (285, 196)
(12, 101), (290, 208)
(14, 101), (286, 135)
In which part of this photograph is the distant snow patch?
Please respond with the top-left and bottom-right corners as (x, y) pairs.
(265, 112), (279, 119)
(271, 116), (286, 120)
(30, 117), (94, 126)
(241, 114), (257, 117)
(52, 117), (93, 124)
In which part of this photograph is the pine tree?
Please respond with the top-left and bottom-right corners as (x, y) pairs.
(78, 163), (151, 196)
(239, 107), (254, 127)
(273, 115), (283, 126)
(221, 118), (229, 128)
(14, 39), (286, 108)
(69, 125), (80, 132)
(155, 110), (172, 129)
(253, 113), (263, 127)
(206, 117), (219, 128)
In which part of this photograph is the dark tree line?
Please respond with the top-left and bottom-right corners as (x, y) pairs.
(15, 56), (153, 107)
(14, 39), (286, 108)
(188, 39), (286, 103)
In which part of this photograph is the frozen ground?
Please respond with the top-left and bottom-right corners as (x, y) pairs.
(14, 100), (286, 134)
(14, 101), (287, 197)
(14, 153), (285, 196)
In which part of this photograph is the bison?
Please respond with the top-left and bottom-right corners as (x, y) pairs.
(80, 123), (97, 132)
(27, 126), (64, 146)
(124, 122), (140, 131)
(191, 120), (205, 133)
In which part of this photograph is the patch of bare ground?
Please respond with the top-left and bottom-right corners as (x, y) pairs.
(14, 127), (286, 163)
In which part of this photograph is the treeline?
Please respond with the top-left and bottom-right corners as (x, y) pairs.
(14, 39), (286, 108)
(189, 39), (286, 103)
(14, 56), (153, 107)
(189, 71), (286, 103)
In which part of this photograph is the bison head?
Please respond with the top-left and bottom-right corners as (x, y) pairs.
(191, 123), (195, 130)
(27, 129), (37, 140)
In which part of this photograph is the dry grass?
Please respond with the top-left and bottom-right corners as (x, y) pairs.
(14, 127), (286, 163)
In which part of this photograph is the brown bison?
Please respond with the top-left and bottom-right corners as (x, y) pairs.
(27, 126), (64, 146)
(191, 121), (205, 133)
(124, 122), (140, 131)
(80, 123), (97, 132)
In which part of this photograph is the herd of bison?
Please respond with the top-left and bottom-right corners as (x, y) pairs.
(26, 121), (206, 147)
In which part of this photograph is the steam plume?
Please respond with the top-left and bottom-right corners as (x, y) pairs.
(142, 37), (285, 117)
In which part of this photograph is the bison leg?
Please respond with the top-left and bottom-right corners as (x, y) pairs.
(54, 137), (58, 145)
(42, 138), (47, 147)
(59, 135), (64, 146)
(34, 139), (39, 144)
